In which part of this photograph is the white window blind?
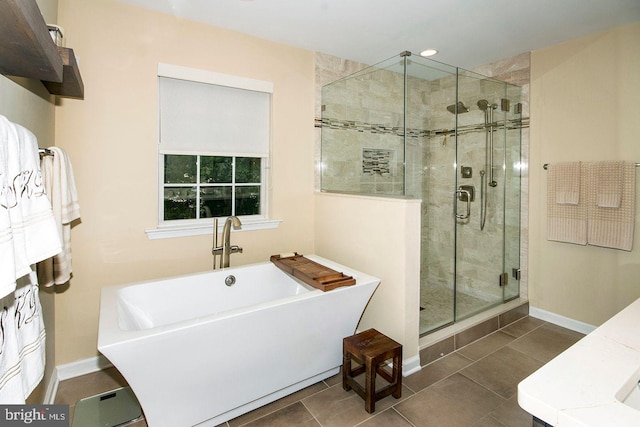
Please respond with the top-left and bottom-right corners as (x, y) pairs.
(158, 76), (271, 156)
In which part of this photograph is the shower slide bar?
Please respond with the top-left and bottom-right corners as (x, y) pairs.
(543, 162), (640, 170)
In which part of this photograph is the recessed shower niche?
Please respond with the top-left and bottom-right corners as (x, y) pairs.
(320, 52), (523, 335)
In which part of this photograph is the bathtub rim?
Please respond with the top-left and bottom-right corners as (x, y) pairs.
(98, 255), (380, 351)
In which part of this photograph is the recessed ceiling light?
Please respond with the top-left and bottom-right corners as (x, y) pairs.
(419, 49), (438, 57)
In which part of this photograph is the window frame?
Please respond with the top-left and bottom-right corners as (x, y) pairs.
(145, 63), (280, 240)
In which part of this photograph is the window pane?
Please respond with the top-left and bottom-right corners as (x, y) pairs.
(235, 186), (261, 215)
(235, 157), (261, 183)
(201, 156), (232, 183)
(164, 187), (197, 220)
(201, 186), (232, 218)
(164, 155), (197, 183)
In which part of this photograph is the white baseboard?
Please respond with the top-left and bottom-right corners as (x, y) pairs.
(402, 355), (421, 377)
(43, 369), (59, 405)
(529, 306), (596, 335)
(56, 355), (112, 381)
(43, 355), (112, 404)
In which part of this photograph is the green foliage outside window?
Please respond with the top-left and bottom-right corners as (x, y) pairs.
(163, 154), (261, 221)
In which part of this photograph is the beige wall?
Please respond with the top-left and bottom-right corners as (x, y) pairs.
(54, 0), (315, 364)
(529, 22), (640, 326)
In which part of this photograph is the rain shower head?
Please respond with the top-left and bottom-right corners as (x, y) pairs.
(446, 101), (469, 114)
(477, 99), (489, 111)
(477, 99), (497, 111)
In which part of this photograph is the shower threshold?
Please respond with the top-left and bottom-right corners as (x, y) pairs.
(418, 298), (528, 365)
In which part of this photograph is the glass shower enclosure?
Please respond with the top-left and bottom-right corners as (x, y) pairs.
(320, 52), (523, 335)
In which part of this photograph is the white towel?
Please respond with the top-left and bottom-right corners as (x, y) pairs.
(554, 162), (581, 205)
(547, 162), (587, 245)
(12, 124), (62, 268)
(37, 147), (81, 286)
(0, 115), (61, 299)
(0, 268), (46, 403)
(587, 161), (636, 251)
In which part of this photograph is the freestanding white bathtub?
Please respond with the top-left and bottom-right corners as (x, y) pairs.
(97, 255), (379, 427)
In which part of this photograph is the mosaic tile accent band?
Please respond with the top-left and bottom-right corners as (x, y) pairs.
(314, 117), (528, 137)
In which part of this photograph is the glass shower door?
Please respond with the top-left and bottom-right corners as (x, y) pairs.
(502, 83), (522, 302)
(408, 57), (459, 333)
(453, 72), (522, 320)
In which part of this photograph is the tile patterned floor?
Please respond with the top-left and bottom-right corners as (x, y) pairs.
(55, 316), (584, 427)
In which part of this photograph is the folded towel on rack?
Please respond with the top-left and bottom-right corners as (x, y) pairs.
(37, 147), (81, 287)
(547, 162), (587, 245)
(0, 115), (61, 299)
(594, 161), (624, 208)
(0, 269), (46, 403)
(554, 162), (581, 205)
(587, 161), (636, 251)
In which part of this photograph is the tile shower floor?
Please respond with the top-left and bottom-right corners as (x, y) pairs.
(420, 286), (493, 333)
(55, 317), (584, 427)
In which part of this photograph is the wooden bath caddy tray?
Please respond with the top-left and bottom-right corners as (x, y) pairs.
(270, 253), (356, 291)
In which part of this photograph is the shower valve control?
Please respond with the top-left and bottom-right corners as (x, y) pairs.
(461, 166), (472, 178)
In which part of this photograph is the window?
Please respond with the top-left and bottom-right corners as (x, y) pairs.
(146, 64), (280, 239)
(163, 155), (262, 220)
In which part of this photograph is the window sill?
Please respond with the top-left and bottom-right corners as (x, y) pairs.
(145, 218), (282, 240)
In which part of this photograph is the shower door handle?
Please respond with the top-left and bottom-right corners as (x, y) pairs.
(455, 189), (471, 220)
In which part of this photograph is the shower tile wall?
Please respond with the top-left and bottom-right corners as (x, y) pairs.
(320, 62), (431, 196)
(314, 53), (369, 191)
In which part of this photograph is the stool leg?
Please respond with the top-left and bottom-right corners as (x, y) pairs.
(365, 358), (375, 413)
(392, 354), (402, 399)
(342, 351), (352, 391)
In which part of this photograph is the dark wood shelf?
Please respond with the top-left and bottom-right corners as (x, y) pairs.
(0, 0), (84, 99)
(43, 47), (84, 99)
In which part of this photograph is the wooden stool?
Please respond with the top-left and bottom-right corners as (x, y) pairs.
(342, 328), (402, 413)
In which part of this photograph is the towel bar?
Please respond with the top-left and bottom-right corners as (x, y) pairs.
(543, 162), (640, 170)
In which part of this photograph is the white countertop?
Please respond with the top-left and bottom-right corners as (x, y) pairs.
(518, 297), (640, 426)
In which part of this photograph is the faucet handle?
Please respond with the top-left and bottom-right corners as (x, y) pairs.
(230, 245), (243, 254)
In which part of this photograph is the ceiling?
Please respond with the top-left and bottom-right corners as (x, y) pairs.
(117, 0), (640, 69)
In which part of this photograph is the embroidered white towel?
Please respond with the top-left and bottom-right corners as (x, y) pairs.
(37, 147), (81, 286)
(0, 269), (46, 403)
(587, 161), (636, 251)
(547, 162), (587, 245)
(12, 123), (62, 269)
(0, 115), (61, 299)
(554, 162), (581, 205)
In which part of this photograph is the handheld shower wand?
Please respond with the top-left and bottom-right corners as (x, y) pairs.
(478, 100), (498, 188)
